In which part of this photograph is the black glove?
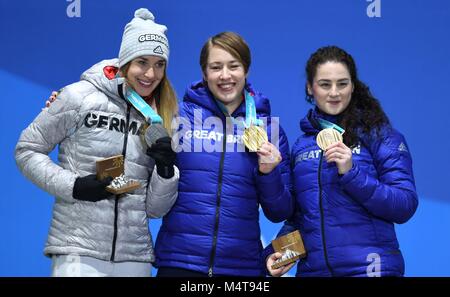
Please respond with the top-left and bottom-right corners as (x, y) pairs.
(146, 136), (176, 179)
(73, 174), (114, 202)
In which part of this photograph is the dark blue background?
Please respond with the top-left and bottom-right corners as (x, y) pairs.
(1, 0), (449, 276)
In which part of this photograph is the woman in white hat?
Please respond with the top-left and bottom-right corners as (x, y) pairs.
(15, 8), (179, 277)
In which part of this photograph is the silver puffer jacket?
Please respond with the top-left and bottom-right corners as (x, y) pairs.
(15, 59), (179, 263)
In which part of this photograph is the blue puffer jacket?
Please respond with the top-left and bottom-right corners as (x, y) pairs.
(154, 81), (294, 276)
(264, 108), (418, 277)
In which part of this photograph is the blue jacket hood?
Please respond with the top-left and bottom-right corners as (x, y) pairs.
(184, 80), (271, 118)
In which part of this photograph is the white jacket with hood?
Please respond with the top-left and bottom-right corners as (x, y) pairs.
(15, 59), (179, 263)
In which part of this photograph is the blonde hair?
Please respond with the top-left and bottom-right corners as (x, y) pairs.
(155, 75), (178, 135)
(120, 63), (178, 136)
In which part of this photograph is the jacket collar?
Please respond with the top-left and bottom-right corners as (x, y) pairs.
(183, 80), (271, 119)
(300, 107), (339, 135)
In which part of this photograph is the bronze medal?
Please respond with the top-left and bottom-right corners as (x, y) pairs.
(243, 125), (268, 152)
(316, 128), (343, 150)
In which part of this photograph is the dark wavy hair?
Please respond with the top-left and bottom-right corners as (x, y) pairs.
(305, 46), (390, 147)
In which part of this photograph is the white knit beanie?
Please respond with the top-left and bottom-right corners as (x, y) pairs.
(118, 8), (169, 68)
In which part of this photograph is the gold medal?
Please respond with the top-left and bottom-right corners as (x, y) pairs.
(243, 125), (268, 152)
(316, 128), (343, 150)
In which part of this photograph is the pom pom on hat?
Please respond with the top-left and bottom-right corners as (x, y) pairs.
(134, 8), (154, 20)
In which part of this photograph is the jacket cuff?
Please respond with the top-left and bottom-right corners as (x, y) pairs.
(338, 162), (359, 186)
(254, 166), (282, 185)
(254, 167), (284, 197)
(152, 165), (180, 184)
(62, 172), (79, 203)
(338, 162), (374, 206)
(146, 165), (179, 218)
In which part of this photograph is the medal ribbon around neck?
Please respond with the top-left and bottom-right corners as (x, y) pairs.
(123, 82), (163, 125)
(317, 118), (344, 134)
(214, 90), (264, 128)
(214, 90), (267, 151)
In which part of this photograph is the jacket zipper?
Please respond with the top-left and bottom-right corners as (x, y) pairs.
(318, 151), (334, 276)
(110, 103), (132, 262)
(208, 123), (227, 277)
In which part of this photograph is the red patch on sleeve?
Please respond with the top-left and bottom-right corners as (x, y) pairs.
(103, 66), (119, 80)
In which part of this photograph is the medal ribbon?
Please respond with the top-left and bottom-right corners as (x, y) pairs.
(317, 118), (345, 134)
(214, 90), (263, 128)
(123, 83), (163, 124)
(244, 90), (264, 128)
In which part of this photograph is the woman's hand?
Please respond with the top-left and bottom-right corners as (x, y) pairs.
(324, 141), (353, 174)
(257, 142), (282, 174)
(147, 137), (177, 179)
(266, 252), (296, 277)
(44, 91), (59, 108)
